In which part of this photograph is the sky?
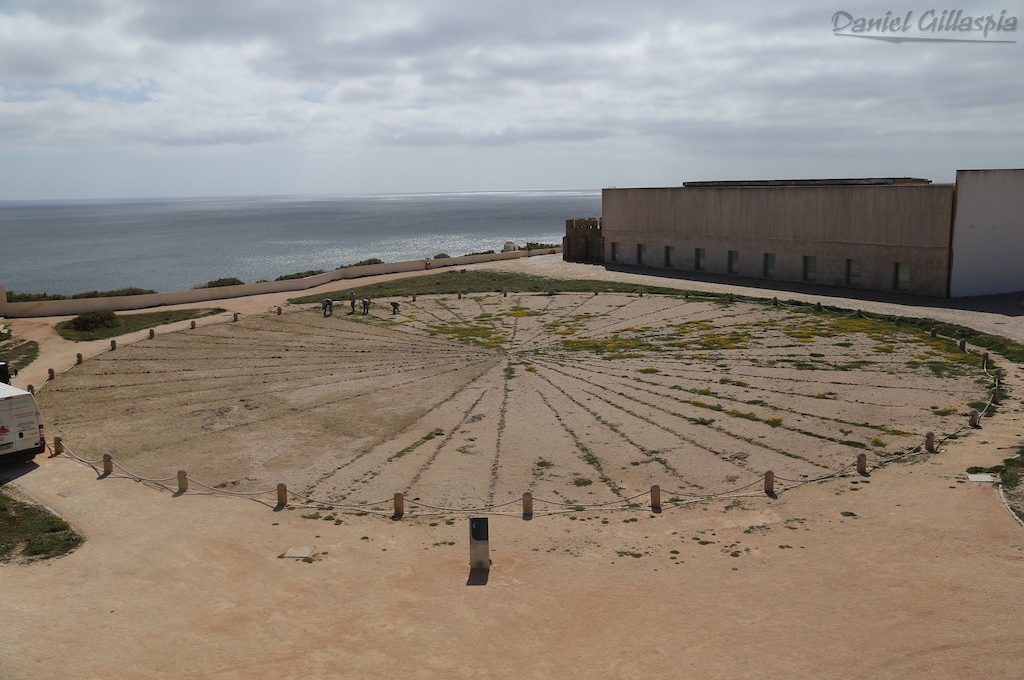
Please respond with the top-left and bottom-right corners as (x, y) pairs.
(0, 0), (1021, 200)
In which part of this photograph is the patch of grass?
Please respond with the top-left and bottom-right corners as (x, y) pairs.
(870, 437), (886, 448)
(573, 477), (593, 487)
(340, 258), (385, 268)
(0, 338), (39, 371)
(426, 321), (507, 349)
(70, 309), (120, 332)
(0, 490), (84, 563)
(535, 458), (554, 469)
(967, 400), (997, 417)
(504, 365), (516, 380)
(6, 291), (69, 302)
(563, 335), (652, 355)
(967, 447), (1024, 488)
(55, 308), (224, 342)
(637, 367), (660, 374)
(275, 270), (325, 281)
(930, 406), (958, 417)
(194, 277), (245, 289)
(72, 287), (158, 299)
(503, 306), (544, 318)
(389, 428), (445, 461)
(693, 331), (751, 350)
(290, 270), (690, 304)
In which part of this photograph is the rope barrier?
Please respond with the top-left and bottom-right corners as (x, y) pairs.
(186, 478), (279, 497)
(36, 291), (1015, 523)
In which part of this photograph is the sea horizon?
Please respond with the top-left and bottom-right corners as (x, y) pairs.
(3, 190), (599, 295)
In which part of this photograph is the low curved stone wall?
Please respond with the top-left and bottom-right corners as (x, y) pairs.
(0, 248), (561, 318)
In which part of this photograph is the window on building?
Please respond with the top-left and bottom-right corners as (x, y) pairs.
(610, 242), (619, 263)
(694, 247), (705, 271)
(802, 255), (817, 282)
(727, 250), (739, 274)
(893, 262), (910, 290)
(636, 244), (645, 266)
(763, 253), (775, 278)
(845, 258), (861, 287)
(664, 245), (674, 268)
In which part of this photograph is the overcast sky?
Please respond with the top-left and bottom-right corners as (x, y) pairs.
(0, 0), (1021, 199)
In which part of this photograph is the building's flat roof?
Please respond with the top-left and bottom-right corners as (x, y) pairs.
(681, 177), (932, 188)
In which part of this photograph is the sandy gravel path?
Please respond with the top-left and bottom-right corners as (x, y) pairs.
(3, 256), (1024, 679)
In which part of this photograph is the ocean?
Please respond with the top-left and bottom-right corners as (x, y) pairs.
(1, 191), (600, 295)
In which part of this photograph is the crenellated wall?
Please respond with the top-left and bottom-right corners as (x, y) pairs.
(563, 217), (603, 263)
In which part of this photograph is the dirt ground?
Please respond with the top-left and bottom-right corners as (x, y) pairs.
(3, 257), (1024, 679)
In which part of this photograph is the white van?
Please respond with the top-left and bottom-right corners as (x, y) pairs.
(0, 383), (46, 464)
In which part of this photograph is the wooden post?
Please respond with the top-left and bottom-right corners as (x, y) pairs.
(856, 309), (864, 318)
(148, 328), (155, 339)
(232, 312), (239, 322)
(969, 409), (981, 428)
(190, 320), (196, 329)
(47, 368), (55, 380)
(930, 327), (938, 338)
(958, 339), (966, 351)
(764, 470), (775, 497)
(815, 302), (823, 311)
(27, 384), (34, 394)
(650, 484), (661, 513)
(639, 291), (644, 298)
(502, 290), (508, 298)
(276, 306), (282, 316)
(982, 352), (989, 369)
(990, 387), (1001, 405)
(177, 470), (188, 494)
(856, 453), (867, 476)
(276, 483), (287, 509)
(393, 492), (404, 520)
(53, 436), (64, 456)
(522, 492), (533, 520)
(76, 353), (83, 365)
(102, 453), (113, 476)
(411, 293), (417, 302)
(925, 432), (937, 453)
(771, 297), (778, 306)
(457, 291), (463, 300)
(109, 339), (117, 351)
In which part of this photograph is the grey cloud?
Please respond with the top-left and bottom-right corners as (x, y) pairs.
(0, 0), (1020, 198)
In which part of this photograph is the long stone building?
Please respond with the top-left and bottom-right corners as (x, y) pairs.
(564, 169), (1024, 298)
